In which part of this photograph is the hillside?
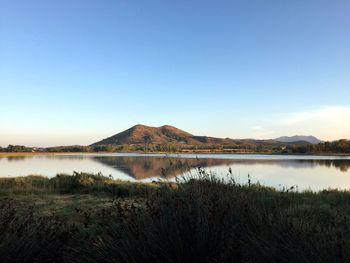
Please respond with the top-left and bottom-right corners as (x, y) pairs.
(91, 124), (277, 147)
(92, 125), (192, 146)
(275, 135), (323, 144)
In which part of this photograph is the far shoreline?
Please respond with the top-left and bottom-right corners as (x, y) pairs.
(1, 151), (350, 157)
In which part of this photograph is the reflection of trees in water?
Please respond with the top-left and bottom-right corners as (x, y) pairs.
(93, 157), (350, 179)
(44, 155), (86, 161)
(311, 160), (350, 172)
(5, 156), (26, 162)
(266, 159), (350, 172)
(1, 155), (87, 162)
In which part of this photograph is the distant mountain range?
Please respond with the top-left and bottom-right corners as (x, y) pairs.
(275, 136), (323, 145)
(91, 124), (323, 147)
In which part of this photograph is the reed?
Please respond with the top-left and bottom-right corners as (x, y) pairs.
(1, 171), (350, 262)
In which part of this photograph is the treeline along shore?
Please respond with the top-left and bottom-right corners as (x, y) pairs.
(1, 138), (350, 155)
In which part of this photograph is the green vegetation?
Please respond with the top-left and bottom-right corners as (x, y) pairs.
(0, 145), (35, 152)
(2, 139), (350, 154)
(0, 172), (154, 197)
(2, 171), (350, 262)
(286, 139), (350, 154)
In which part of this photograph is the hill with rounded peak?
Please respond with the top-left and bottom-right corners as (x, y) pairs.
(91, 124), (194, 146)
(91, 124), (279, 147)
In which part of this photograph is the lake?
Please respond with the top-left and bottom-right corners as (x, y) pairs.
(1, 153), (350, 191)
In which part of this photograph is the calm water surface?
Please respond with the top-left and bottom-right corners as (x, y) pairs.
(1, 153), (350, 191)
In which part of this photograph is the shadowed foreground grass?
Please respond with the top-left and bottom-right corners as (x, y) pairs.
(1, 172), (350, 262)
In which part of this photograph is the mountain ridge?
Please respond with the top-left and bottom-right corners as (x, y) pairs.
(91, 124), (312, 148)
(275, 135), (323, 145)
(92, 124), (239, 146)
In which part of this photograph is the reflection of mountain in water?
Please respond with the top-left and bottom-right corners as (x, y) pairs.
(92, 157), (350, 180)
(1, 155), (350, 179)
(92, 157), (235, 179)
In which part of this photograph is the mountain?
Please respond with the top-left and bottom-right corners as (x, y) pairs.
(92, 124), (193, 146)
(91, 124), (276, 147)
(274, 135), (323, 145)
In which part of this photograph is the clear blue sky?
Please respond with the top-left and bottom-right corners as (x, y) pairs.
(1, 0), (349, 146)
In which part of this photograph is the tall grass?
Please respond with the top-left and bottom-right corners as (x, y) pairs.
(0, 172), (154, 197)
(79, 175), (350, 263)
(2, 171), (350, 262)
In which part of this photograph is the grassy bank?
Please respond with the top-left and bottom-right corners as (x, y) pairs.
(0, 172), (156, 196)
(1, 172), (350, 262)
